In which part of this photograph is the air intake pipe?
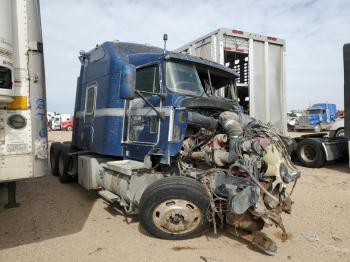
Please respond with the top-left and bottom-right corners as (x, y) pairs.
(219, 111), (243, 163)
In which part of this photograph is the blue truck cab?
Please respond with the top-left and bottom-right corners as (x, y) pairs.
(295, 103), (337, 132)
(71, 42), (238, 164)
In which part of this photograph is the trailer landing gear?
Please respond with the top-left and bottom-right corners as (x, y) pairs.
(4, 182), (19, 209)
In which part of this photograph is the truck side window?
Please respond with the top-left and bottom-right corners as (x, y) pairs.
(0, 66), (12, 90)
(136, 65), (160, 94)
(85, 84), (97, 123)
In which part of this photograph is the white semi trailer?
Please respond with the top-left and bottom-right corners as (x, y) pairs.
(176, 28), (287, 134)
(0, 0), (47, 207)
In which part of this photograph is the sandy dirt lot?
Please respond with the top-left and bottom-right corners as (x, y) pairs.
(0, 131), (349, 262)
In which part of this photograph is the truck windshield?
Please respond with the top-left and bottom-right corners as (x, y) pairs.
(166, 61), (204, 96)
(306, 109), (322, 115)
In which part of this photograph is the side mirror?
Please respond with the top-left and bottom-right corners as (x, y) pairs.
(120, 64), (136, 100)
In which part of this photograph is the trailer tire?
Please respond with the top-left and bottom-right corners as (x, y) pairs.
(138, 176), (210, 240)
(58, 143), (74, 183)
(297, 138), (326, 168)
(66, 126), (73, 131)
(49, 142), (62, 176)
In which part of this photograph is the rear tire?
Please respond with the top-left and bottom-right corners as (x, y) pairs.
(297, 138), (326, 168)
(58, 143), (74, 183)
(50, 142), (62, 176)
(139, 176), (210, 240)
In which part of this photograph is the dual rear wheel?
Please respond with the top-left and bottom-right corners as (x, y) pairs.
(49, 142), (74, 183)
(296, 138), (325, 168)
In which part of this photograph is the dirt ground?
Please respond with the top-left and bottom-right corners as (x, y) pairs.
(0, 131), (349, 262)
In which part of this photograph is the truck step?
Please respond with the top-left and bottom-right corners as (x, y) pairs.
(98, 190), (120, 204)
(106, 160), (146, 176)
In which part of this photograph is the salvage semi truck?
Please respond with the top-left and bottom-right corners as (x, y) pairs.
(0, 0), (47, 207)
(50, 40), (300, 255)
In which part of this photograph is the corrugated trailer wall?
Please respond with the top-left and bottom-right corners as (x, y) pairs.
(176, 28), (287, 134)
(249, 40), (286, 133)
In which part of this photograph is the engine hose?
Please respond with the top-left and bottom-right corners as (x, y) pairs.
(231, 163), (279, 203)
(187, 111), (218, 131)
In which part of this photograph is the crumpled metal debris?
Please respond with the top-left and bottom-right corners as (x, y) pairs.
(179, 109), (301, 255)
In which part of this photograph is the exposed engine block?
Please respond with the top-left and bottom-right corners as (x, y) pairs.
(178, 109), (300, 255)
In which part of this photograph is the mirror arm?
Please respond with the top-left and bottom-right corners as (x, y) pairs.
(135, 91), (164, 120)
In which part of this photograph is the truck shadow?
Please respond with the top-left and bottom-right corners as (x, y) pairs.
(0, 174), (97, 250)
(296, 162), (350, 174)
(103, 204), (139, 224)
(322, 162), (350, 173)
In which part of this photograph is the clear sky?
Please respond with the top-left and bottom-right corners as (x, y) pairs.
(41, 0), (350, 114)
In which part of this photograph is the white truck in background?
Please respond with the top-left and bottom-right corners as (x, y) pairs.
(176, 28), (287, 134)
(0, 0), (47, 207)
(51, 113), (72, 130)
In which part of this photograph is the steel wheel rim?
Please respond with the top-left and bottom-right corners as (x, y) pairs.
(301, 145), (316, 162)
(152, 199), (201, 234)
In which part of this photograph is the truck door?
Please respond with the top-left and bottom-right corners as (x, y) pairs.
(124, 64), (162, 159)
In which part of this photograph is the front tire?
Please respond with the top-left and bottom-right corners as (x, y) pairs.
(138, 176), (210, 240)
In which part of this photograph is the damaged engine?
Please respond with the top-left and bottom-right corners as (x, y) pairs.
(178, 100), (300, 255)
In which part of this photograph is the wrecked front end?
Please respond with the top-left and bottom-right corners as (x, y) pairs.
(178, 96), (300, 255)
